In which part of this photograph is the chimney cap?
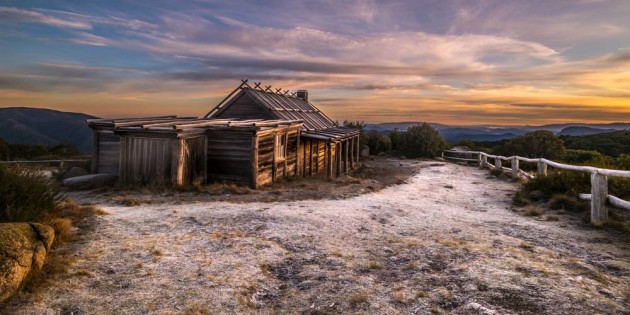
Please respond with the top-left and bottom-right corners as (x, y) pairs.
(296, 90), (308, 101)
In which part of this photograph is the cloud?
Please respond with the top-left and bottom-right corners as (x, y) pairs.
(0, 6), (91, 29)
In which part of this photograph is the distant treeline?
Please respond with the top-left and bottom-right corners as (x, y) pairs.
(342, 122), (630, 169)
(0, 138), (87, 161)
(456, 130), (630, 170)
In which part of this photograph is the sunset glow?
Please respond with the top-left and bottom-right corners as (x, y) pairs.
(1, 0), (629, 125)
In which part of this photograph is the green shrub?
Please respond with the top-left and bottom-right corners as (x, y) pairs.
(562, 149), (611, 165)
(615, 154), (630, 170)
(0, 165), (64, 223)
(520, 171), (590, 199)
(548, 194), (588, 213)
(365, 130), (392, 155)
(495, 130), (565, 160)
(398, 123), (448, 158)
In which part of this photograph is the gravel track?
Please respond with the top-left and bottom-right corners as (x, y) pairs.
(6, 161), (630, 314)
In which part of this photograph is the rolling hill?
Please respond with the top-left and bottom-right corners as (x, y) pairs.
(0, 107), (97, 153)
(365, 122), (629, 143)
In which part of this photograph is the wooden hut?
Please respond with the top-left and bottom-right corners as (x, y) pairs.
(88, 117), (302, 188)
(205, 80), (361, 178)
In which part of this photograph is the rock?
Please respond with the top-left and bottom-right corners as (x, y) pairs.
(399, 155), (406, 159)
(360, 146), (370, 158)
(465, 302), (496, 315)
(0, 223), (55, 303)
(62, 167), (88, 180)
(451, 146), (472, 152)
(63, 173), (118, 190)
(444, 185), (454, 189)
(435, 157), (446, 161)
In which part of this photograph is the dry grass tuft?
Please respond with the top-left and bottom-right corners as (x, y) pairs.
(47, 218), (74, 243)
(435, 238), (468, 248)
(348, 292), (369, 308)
(523, 205), (544, 217)
(73, 269), (93, 277)
(367, 260), (382, 270)
(183, 303), (212, 315)
(518, 242), (535, 252)
(544, 215), (560, 221)
(392, 290), (414, 305)
(118, 198), (144, 207)
(205, 183), (252, 195)
(149, 246), (163, 257)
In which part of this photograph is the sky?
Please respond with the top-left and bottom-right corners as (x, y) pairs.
(0, 0), (629, 125)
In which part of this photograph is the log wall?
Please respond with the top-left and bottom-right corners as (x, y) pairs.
(206, 130), (253, 186)
(255, 127), (300, 187)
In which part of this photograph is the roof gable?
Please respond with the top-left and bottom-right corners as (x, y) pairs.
(206, 82), (336, 131)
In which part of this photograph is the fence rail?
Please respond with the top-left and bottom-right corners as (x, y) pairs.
(442, 150), (630, 224)
(0, 159), (88, 168)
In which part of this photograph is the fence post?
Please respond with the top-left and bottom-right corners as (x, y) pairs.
(511, 157), (519, 179)
(59, 161), (65, 169)
(494, 157), (502, 170)
(479, 153), (485, 169)
(590, 173), (608, 224)
(537, 161), (547, 177)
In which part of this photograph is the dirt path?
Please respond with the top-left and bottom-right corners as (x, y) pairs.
(6, 162), (630, 314)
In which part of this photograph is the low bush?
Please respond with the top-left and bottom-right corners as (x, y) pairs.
(562, 149), (611, 165)
(520, 171), (591, 200)
(548, 194), (588, 213)
(0, 165), (64, 223)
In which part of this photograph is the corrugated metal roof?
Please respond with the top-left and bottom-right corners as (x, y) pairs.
(241, 88), (336, 131)
(301, 127), (361, 141)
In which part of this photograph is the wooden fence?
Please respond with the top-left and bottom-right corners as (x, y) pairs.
(0, 160), (88, 168)
(442, 150), (630, 225)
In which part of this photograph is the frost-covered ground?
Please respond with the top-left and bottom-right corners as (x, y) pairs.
(6, 162), (630, 314)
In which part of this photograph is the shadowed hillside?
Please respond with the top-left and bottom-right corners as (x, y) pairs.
(0, 108), (97, 153)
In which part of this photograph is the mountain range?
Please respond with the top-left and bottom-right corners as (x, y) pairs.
(0, 107), (628, 152)
(0, 107), (97, 152)
(365, 122), (630, 143)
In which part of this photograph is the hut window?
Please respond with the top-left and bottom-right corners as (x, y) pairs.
(276, 134), (286, 159)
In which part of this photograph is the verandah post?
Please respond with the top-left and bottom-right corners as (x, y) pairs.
(590, 173), (608, 224)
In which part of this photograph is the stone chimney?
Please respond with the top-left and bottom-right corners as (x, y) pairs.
(296, 90), (308, 102)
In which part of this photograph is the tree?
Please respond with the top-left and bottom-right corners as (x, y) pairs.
(399, 123), (448, 158)
(342, 120), (366, 131)
(496, 130), (565, 160)
(389, 128), (403, 151)
(343, 120), (373, 153)
(0, 138), (9, 161)
(365, 130), (392, 154)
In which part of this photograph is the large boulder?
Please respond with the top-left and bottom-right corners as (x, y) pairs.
(62, 167), (88, 180)
(62, 173), (118, 190)
(0, 223), (55, 303)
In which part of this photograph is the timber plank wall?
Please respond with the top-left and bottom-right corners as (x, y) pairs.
(91, 130), (121, 175)
(119, 133), (206, 186)
(215, 94), (274, 120)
